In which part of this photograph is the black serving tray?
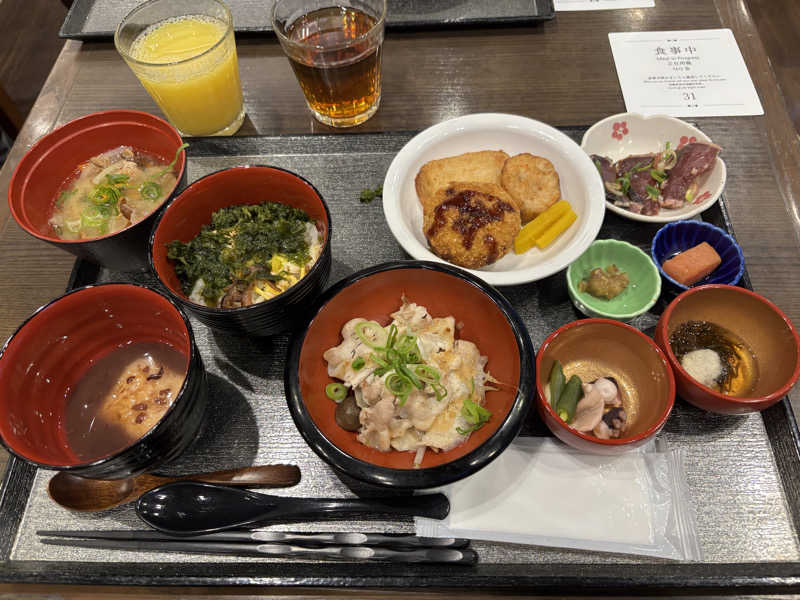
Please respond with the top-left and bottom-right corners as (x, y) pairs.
(1, 129), (800, 593)
(60, 0), (555, 40)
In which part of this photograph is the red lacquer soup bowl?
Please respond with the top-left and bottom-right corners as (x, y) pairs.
(285, 261), (534, 489)
(8, 110), (186, 272)
(536, 319), (675, 455)
(0, 283), (206, 479)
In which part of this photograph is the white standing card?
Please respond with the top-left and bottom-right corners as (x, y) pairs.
(555, 0), (654, 10)
(608, 29), (764, 117)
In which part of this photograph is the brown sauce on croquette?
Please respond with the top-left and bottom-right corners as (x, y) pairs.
(427, 189), (516, 250)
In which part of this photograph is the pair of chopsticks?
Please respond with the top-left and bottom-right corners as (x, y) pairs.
(37, 530), (478, 564)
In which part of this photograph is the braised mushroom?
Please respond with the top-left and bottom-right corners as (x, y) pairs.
(335, 394), (361, 432)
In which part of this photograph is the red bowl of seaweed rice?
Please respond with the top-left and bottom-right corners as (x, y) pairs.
(149, 165), (332, 337)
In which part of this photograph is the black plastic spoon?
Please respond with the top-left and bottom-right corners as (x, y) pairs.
(136, 481), (450, 536)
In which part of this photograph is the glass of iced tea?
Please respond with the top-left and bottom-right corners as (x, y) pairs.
(115, 0), (245, 136)
(272, 0), (386, 128)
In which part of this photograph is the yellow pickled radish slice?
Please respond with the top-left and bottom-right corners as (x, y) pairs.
(513, 200), (571, 254)
(535, 208), (577, 249)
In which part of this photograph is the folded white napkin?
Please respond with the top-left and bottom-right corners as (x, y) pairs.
(416, 437), (701, 560)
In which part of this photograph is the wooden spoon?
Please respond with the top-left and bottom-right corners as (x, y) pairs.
(48, 465), (301, 512)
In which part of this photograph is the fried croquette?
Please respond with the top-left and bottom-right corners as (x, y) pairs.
(500, 153), (562, 223)
(423, 182), (521, 269)
(415, 150), (510, 207)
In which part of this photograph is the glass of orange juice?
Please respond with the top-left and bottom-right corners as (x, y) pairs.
(115, 0), (245, 136)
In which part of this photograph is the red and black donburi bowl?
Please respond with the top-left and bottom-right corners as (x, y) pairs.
(0, 283), (207, 479)
(8, 110), (186, 272)
(149, 165), (332, 337)
(285, 261), (535, 489)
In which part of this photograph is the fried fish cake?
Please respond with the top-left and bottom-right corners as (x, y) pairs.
(500, 153), (561, 223)
(415, 150), (510, 207)
(423, 182), (521, 269)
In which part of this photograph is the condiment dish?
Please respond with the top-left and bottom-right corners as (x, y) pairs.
(581, 112), (726, 223)
(566, 239), (661, 321)
(655, 284), (800, 414)
(382, 113), (605, 286)
(0, 283), (206, 479)
(285, 260), (534, 488)
(149, 165), (332, 337)
(8, 110), (186, 271)
(651, 220), (745, 293)
(536, 319), (675, 454)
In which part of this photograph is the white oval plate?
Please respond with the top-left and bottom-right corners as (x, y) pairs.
(382, 113), (606, 287)
(581, 112), (726, 223)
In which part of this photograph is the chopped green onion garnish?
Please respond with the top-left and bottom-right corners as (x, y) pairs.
(616, 175), (631, 196)
(456, 395), (491, 434)
(351, 356), (365, 370)
(325, 382), (347, 402)
(386, 323), (398, 349)
(355, 320), (388, 348)
(386, 373), (413, 398)
(139, 180), (162, 201)
(414, 364), (440, 383)
(155, 142), (188, 179)
(650, 169), (667, 183)
(397, 363), (424, 390)
(89, 185), (120, 206)
(645, 184), (660, 201)
(369, 352), (390, 369)
(106, 173), (130, 185)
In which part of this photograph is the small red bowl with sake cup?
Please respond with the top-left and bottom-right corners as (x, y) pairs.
(8, 110), (186, 271)
(654, 284), (800, 414)
(536, 318), (675, 455)
(0, 283), (207, 480)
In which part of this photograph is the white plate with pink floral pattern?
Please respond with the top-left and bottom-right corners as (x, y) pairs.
(581, 113), (726, 223)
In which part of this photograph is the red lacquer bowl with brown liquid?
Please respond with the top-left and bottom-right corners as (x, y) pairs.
(655, 284), (800, 414)
(0, 283), (207, 479)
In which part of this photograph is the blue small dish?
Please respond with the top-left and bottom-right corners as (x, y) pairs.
(651, 221), (745, 293)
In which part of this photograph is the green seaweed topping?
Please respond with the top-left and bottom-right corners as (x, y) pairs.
(166, 203), (312, 305)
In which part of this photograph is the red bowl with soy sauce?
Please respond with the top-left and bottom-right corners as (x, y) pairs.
(8, 110), (186, 272)
(0, 283), (207, 479)
(149, 165), (332, 337)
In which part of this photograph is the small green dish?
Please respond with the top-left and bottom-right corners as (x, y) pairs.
(566, 239), (661, 321)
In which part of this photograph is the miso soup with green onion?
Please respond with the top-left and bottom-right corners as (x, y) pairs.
(49, 144), (184, 240)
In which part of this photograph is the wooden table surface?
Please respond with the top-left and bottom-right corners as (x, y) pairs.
(2, 1), (800, 597)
